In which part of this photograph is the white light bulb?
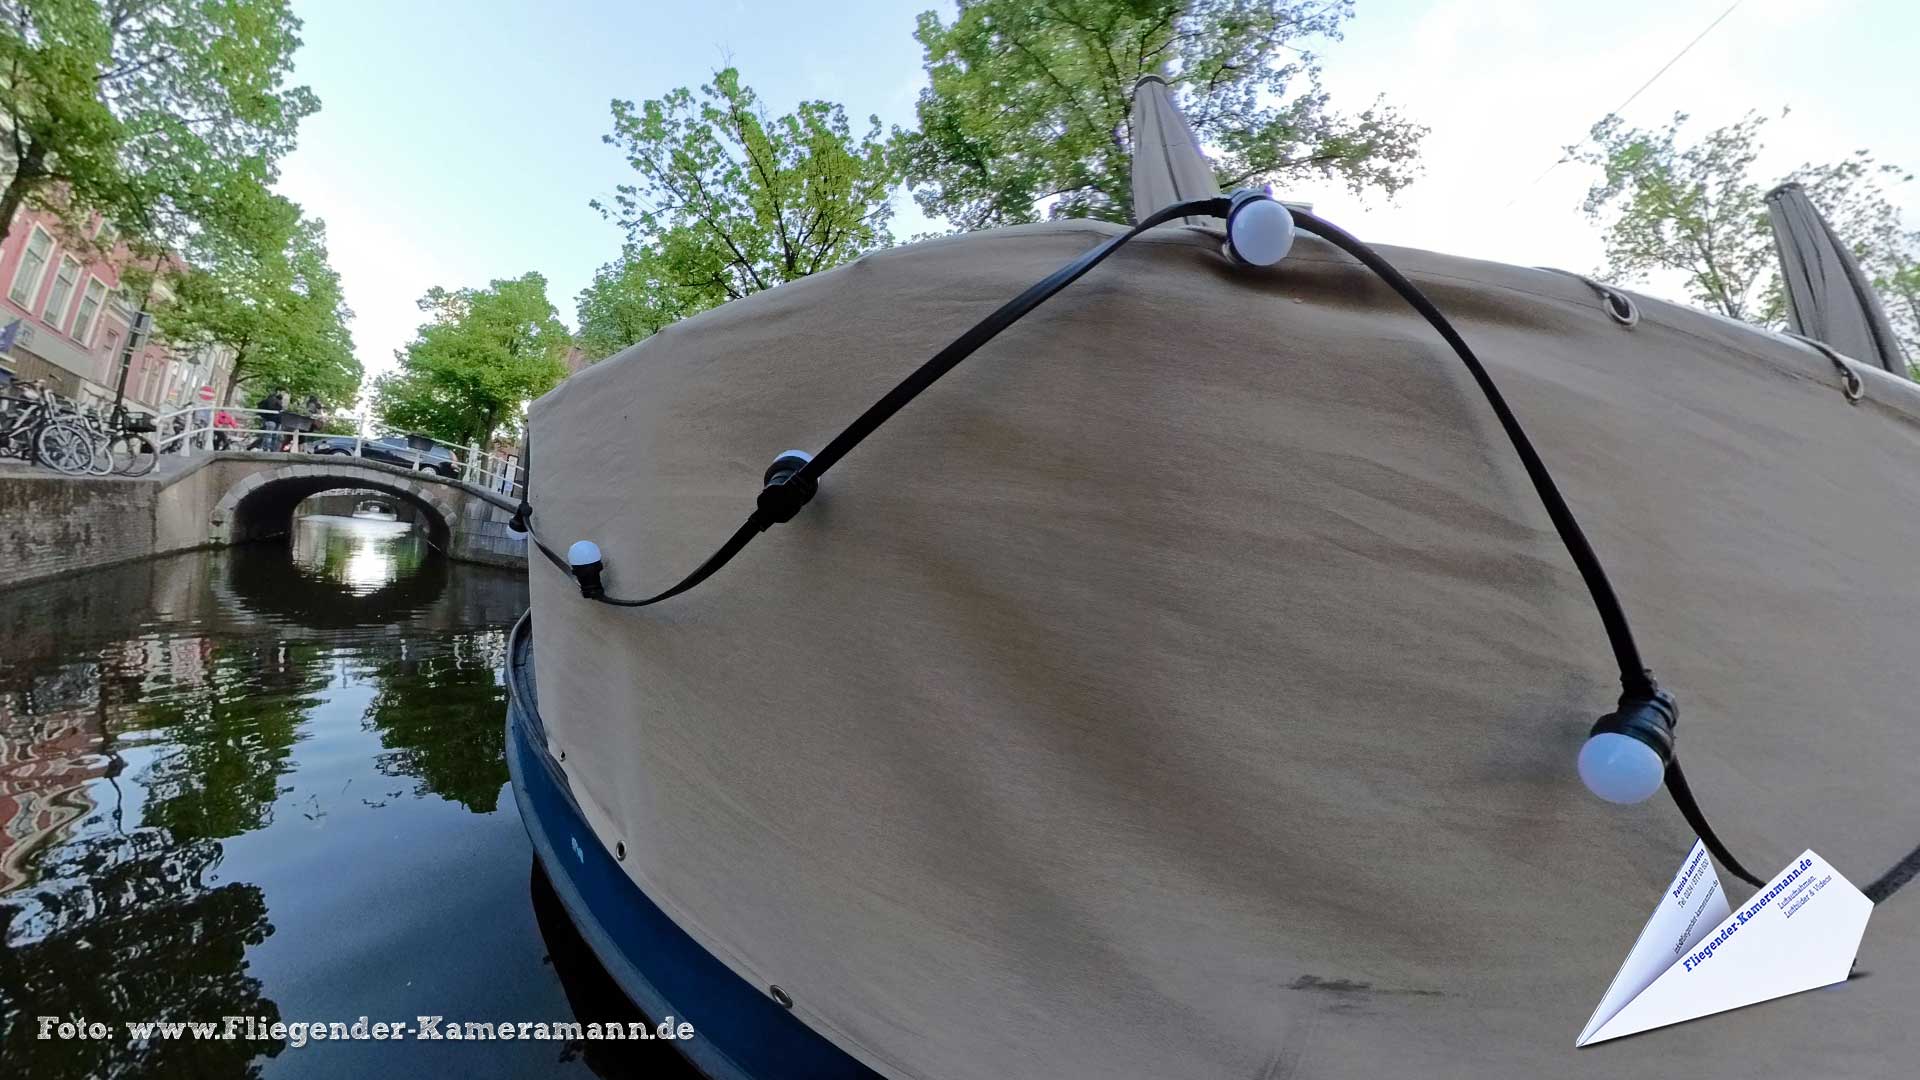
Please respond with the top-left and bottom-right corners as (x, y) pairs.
(1228, 198), (1296, 267)
(568, 540), (602, 567)
(1577, 732), (1666, 804)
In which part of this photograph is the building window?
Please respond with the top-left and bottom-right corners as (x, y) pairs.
(43, 255), (81, 328)
(95, 219), (118, 248)
(9, 226), (54, 307)
(72, 278), (107, 345)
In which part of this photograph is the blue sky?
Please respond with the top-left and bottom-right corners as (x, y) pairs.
(275, 0), (1919, 397)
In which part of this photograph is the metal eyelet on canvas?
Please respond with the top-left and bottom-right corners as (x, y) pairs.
(614, 842), (626, 861)
(1603, 290), (1639, 328)
(1842, 368), (1865, 402)
(1787, 333), (1868, 404)
(770, 985), (793, 1009)
(1537, 267), (1639, 328)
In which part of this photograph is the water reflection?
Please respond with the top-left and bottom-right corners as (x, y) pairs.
(220, 516), (451, 630)
(0, 831), (283, 1079)
(0, 517), (651, 1077)
(132, 641), (326, 841)
(364, 635), (510, 814)
(290, 515), (425, 596)
(530, 864), (699, 1080)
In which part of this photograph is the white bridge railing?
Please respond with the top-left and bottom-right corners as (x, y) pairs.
(153, 406), (524, 495)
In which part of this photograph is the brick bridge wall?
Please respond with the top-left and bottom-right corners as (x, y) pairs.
(0, 472), (160, 583)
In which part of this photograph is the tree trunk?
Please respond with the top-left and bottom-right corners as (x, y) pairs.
(0, 148), (46, 248)
(479, 405), (499, 454)
(220, 350), (251, 406)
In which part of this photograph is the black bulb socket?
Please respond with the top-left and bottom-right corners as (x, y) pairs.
(1588, 686), (1678, 761)
(572, 560), (605, 599)
(756, 451), (818, 529)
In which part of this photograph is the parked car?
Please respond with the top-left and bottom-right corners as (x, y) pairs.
(310, 435), (461, 479)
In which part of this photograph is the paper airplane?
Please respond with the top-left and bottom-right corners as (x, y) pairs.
(1577, 841), (1872, 1046)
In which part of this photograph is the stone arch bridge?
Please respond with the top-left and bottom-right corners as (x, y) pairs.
(201, 452), (527, 563)
(0, 451), (529, 586)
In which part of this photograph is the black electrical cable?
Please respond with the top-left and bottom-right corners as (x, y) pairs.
(1664, 758), (1764, 887)
(786, 195), (1218, 484)
(1288, 209), (1764, 889)
(1289, 210), (1652, 700)
(522, 196), (1228, 608)
(520, 196), (1766, 888)
(530, 519), (763, 608)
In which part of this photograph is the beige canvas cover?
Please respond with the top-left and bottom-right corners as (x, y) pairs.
(529, 220), (1920, 1079)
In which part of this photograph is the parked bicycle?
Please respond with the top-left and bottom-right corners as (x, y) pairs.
(85, 402), (161, 477)
(0, 385), (100, 474)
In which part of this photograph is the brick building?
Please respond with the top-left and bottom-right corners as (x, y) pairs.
(0, 206), (232, 412)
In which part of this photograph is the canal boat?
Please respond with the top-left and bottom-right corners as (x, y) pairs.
(506, 84), (1919, 1078)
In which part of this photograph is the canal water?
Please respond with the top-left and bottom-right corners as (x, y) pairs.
(0, 515), (697, 1078)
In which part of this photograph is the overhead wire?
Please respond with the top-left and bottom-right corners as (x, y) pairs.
(1499, 0), (1746, 210)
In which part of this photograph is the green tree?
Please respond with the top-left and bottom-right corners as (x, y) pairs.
(0, 0), (317, 250)
(586, 65), (898, 357)
(573, 242), (709, 360)
(895, 0), (1425, 230)
(1570, 111), (1915, 326)
(373, 272), (568, 448)
(144, 184), (360, 406)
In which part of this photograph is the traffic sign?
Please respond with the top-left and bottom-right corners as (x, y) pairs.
(198, 385), (215, 402)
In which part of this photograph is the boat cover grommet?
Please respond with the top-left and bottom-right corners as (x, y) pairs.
(1788, 333), (1867, 403)
(1539, 267), (1640, 328)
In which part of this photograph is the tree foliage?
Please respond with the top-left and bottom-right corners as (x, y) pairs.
(573, 243), (707, 360)
(144, 183), (359, 406)
(0, 0), (317, 252)
(1570, 111), (1916, 328)
(581, 67), (899, 357)
(373, 273), (568, 448)
(895, 0), (1425, 229)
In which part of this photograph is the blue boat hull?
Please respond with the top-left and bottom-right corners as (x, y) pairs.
(506, 614), (880, 1080)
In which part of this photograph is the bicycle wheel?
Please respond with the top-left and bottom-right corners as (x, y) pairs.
(35, 421), (99, 474)
(114, 434), (160, 476)
(84, 432), (114, 475)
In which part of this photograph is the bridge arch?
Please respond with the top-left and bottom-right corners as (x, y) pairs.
(209, 461), (459, 553)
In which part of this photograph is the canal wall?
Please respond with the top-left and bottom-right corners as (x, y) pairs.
(0, 470), (163, 582)
(0, 454), (528, 589)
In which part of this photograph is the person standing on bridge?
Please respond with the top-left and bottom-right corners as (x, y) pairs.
(254, 388), (288, 451)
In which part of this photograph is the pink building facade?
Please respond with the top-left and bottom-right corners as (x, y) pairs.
(0, 206), (229, 412)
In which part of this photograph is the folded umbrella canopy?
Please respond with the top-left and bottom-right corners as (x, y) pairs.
(1129, 75), (1218, 224)
(1766, 181), (1909, 377)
